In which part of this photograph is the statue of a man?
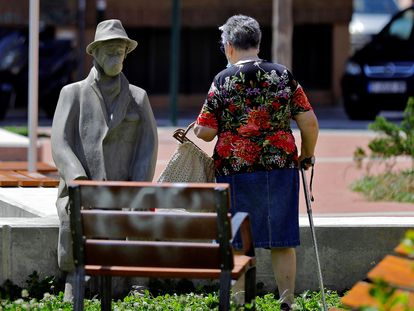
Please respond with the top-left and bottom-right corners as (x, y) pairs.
(51, 19), (158, 300)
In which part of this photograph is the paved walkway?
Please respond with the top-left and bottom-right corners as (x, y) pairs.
(33, 126), (413, 217)
(156, 128), (414, 216)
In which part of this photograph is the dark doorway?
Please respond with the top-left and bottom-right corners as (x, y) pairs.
(123, 26), (272, 95)
(292, 24), (332, 90)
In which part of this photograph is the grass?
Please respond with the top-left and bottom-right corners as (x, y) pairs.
(1, 126), (50, 138)
(0, 272), (344, 310)
(352, 170), (414, 203)
(0, 289), (343, 310)
(2, 126), (29, 137)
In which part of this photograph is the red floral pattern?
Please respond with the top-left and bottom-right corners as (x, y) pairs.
(196, 60), (312, 176)
(292, 86), (312, 110)
(216, 132), (235, 158)
(266, 131), (296, 154)
(196, 111), (218, 129)
(232, 137), (261, 165)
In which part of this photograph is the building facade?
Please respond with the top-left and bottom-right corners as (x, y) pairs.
(0, 0), (352, 113)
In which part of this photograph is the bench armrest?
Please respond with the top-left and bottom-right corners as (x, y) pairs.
(231, 212), (255, 257)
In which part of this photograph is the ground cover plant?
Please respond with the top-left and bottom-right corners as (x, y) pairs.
(0, 273), (343, 310)
(0, 289), (342, 310)
(352, 97), (414, 203)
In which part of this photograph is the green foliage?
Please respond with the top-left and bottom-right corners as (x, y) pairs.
(352, 97), (414, 202)
(2, 126), (29, 137)
(0, 288), (343, 310)
(368, 117), (405, 159)
(367, 97), (414, 162)
(401, 229), (414, 257)
(401, 96), (414, 160)
(0, 280), (22, 301)
(1, 126), (50, 138)
(357, 231), (414, 310)
(0, 271), (62, 301)
(363, 279), (409, 310)
(293, 290), (342, 311)
(147, 278), (199, 296)
(24, 271), (61, 300)
(358, 277), (410, 311)
(352, 170), (414, 203)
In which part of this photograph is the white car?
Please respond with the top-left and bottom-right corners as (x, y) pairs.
(350, 0), (399, 52)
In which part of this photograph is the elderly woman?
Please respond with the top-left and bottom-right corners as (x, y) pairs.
(194, 15), (319, 310)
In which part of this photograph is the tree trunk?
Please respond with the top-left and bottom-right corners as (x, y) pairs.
(272, 0), (293, 69)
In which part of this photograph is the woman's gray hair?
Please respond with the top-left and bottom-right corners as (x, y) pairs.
(219, 15), (261, 50)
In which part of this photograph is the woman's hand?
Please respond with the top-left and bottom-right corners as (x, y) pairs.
(299, 156), (315, 170)
(193, 123), (218, 142)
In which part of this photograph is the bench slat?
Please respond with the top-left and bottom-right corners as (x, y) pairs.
(0, 161), (57, 173)
(85, 240), (222, 269)
(16, 171), (59, 187)
(0, 171), (20, 187)
(368, 255), (414, 290)
(82, 210), (225, 240)
(394, 243), (414, 258)
(0, 170), (59, 187)
(341, 281), (414, 310)
(85, 254), (253, 279)
(76, 181), (229, 211)
(2, 170), (43, 187)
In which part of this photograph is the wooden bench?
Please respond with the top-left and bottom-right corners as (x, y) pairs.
(68, 181), (256, 311)
(334, 239), (414, 310)
(0, 161), (57, 173)
(0, 161), (59, 187)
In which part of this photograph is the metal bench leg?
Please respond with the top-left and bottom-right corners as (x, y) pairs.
(100, 275), (112, 311)
(219, 270), (232, 311)
(244, 266), (256, 310)
(73, 268), (85, 311)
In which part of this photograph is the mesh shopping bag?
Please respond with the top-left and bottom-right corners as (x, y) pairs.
(157, 122), (215, 183)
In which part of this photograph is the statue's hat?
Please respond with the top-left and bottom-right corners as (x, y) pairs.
(86, 19), (137, 55)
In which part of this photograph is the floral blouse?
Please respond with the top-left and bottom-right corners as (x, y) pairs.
(196, 60), (313, 176)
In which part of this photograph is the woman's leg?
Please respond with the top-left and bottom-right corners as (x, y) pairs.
(271, 247), (296, 306)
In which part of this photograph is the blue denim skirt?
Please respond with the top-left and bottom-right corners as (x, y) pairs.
(217, 168), (300, 249)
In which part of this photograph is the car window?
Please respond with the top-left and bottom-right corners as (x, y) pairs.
(386, 10), (414, 40)
(354, 0), (399, 14)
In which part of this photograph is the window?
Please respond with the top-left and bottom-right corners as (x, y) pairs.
(354, 0), (399, 14)
(387, 10), (414, 40)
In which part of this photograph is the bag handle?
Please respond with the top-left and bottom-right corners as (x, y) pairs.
(172, 121), (202, 151)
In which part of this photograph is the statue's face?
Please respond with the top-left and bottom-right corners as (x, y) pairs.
(93, 39), (127, 76)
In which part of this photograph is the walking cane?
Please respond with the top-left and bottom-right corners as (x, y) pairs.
(300, 157), (328, 311)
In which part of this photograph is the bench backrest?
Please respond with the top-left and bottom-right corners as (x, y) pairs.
(68, 181), (235, 271)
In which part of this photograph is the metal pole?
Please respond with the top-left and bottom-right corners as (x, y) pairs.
(169, 0), (181, 126)
(77, 0), (86, 80)
(28, 0), (39, 172)
(96, 0), (106, 24)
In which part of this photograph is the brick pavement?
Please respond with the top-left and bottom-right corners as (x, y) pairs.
(155, 128), (414, 216)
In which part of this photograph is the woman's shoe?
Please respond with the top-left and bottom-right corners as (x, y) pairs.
(280, 302), (292, 311)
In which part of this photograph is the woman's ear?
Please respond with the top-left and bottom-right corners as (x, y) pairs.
(227, 43), (233, 56)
